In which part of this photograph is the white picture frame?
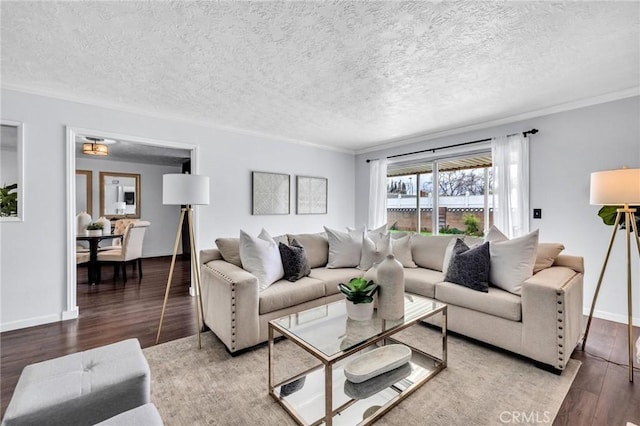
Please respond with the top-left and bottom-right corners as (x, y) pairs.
(1, 120), (24, 221)
(296, 176), (327, 215)
(252, 171), (290, 215)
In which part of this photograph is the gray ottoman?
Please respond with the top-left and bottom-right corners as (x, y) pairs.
(2, 339), (150, 426)
(95, 403), (163, 425)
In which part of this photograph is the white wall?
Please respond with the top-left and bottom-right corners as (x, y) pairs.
(75, 157), (182, 257)
(0, 89), (355, 331)
(356, 96), (640, 326)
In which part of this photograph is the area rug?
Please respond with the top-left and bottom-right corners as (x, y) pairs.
(143, 326), (580, 425)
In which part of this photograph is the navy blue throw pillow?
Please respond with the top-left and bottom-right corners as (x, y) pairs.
(278, 239), (311, 282)
(444, 239), (490, 292)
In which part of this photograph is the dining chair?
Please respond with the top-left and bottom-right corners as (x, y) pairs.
(76, 252), (90, 264)
(97, 221), (151, 283)
(98, 218), (138, 251)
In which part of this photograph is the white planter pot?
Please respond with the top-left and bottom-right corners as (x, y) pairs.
(346, 300), (374, 321)
(87, 229), (103, 237)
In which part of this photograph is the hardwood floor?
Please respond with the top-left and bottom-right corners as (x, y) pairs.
(1, 256), (639, 424)
(1, 256), (196, 418)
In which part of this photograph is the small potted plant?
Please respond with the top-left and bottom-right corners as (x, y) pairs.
(338, 277), (378, 320)
(86, 222), (104, 237)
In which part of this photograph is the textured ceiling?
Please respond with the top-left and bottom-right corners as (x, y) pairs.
(2, 1), (639, 152)
(74, 135), (190, 167)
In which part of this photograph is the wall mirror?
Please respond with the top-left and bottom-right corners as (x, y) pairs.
(1, 120), (24, 221)
(75, 170), (93, 217)
(99, 171), (141, 218)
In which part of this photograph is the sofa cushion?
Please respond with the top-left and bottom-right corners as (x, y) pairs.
(215, 237), (242, 268)
(359, 232), (390, 270)
(259, 276), (326, 314)
(534, 243), (565, 273)
(435, 282), (522, 322)
(278, 239), (311, 282)
(309, 267), (363, 296)
(411, 235), (456, 271)
(390, 234), (417, 268)
(325, 227), (363, 268)
(444, 240), (491, 292)
(287, 232), (328, 268)
(239, 229), (284, 290)
(403, 268), (444, 299)
(485, 227), (539, 295)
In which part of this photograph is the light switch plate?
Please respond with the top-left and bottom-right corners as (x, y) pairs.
(533, 208), (542, 219)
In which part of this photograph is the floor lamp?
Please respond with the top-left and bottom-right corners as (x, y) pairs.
(156, 173), (210, 349)
(583, 167), (640, 382)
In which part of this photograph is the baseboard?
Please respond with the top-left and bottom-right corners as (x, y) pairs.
(0, 313), (61, 332)
(62, 308), (79, 321)
(583, 307), (640, 327)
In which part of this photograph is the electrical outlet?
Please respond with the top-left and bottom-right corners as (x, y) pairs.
(533, 208), (542, 219)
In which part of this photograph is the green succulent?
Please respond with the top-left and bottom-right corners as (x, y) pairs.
(86, 222), (104, 230)
(337, 277), (378, 304)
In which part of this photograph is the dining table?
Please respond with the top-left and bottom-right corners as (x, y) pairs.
(76, 233), (124, 284)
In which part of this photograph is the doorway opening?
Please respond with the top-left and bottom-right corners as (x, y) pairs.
(65, 126), (200, 320)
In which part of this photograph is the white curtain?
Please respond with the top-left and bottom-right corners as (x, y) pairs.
(491, 134), (529, 238)
(368, 158), (388, 229)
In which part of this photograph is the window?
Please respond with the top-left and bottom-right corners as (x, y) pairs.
(386, 153), (493, 236)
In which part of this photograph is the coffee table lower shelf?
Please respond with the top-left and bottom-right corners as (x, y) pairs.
(270, 343), (445, 426)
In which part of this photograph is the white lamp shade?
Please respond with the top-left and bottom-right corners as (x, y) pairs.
(590, 168), (640, 205)
(163, 174), (210, 205)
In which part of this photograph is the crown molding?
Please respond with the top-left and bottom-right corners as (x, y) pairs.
(4, 83), (637, 157)
(355, 87), (640, 155)
(1, 84), (355, 155)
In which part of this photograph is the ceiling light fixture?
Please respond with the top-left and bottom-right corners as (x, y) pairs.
(82, 137), (109, 156)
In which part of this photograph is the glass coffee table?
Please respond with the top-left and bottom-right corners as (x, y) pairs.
(268, 294), (447, 425)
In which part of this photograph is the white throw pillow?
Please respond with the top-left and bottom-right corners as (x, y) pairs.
(485, 225), (508, 242)
(347, 223), (387, 242)
(359, 232), (390, 270)
(239, 229), (284, 290)
(485, 227), (539, 295)
(325, 226), (363, 268)
(390, 234), (417, 268)
(441, 237), (459, 275)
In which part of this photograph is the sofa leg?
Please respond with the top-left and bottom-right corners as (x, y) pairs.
(534, 361), (563, 375)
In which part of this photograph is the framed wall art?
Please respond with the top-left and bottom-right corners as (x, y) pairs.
(252, 171), (290, 215)
(296, 176), (327, 215)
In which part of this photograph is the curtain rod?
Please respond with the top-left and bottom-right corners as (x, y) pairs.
(366, 128), (538, 163)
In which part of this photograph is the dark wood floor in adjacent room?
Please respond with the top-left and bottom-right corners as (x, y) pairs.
(1, 256), (639, 424)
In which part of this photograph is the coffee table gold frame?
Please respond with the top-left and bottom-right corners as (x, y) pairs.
(268, 297), (447, 426)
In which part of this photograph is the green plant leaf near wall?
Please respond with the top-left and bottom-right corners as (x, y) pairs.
(597, 206), (640, 235)
(0, 183), (18, 217)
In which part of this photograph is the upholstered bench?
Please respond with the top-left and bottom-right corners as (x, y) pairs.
(94, 403), (163, 425)
(1, 339), (150, 426)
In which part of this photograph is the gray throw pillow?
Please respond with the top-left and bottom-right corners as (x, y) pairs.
(278, 239), (311, 282)
(444, 239), (490, 292)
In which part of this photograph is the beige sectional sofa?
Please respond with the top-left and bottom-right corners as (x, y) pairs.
(200, 231), (583, 372)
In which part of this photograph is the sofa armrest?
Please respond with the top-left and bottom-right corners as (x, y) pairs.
(200, 248), (222, 264)
(521, 266), (583, 370)
(200, 260), (260, 353)
(553, 254), (584, 274)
